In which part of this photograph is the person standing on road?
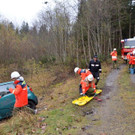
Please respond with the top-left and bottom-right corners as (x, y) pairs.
(7, 71), (36, 114)
(127, 52), (132, 70)
(110, 48), (118, 69)
(130, 50), (135, 69)
(88, 55), (102, 88)
(127, 51), (134, 70)
(74, 67), (96, 96)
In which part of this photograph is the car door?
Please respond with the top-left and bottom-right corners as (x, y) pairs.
(0, 82), (15, 120)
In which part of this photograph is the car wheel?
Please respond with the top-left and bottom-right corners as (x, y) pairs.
(27, 100), (36, 109)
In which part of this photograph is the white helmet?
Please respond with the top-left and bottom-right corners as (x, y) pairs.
(11, 71), (20, 79)
(133, 50), (135, 55)
(74, 67), (79, 73)
(114, 48), (116, 51)
(87, 74), (93, 81)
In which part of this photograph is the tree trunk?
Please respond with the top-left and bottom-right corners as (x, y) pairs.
(81, 25), (88, 66)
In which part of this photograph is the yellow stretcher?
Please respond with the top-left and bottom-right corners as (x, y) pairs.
(72, 89), (102, 106)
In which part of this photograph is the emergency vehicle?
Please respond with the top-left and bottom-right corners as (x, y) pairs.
(121, 37), (135, 62)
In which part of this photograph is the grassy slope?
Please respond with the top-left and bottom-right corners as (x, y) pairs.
(118, 66), (135, 134)
(0, 59), (114, 135)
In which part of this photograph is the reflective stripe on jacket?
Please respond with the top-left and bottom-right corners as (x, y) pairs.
(78, 69), (96, 94)
(89, 59), (102, 73)
(81, 80), (96, 94)
(9, 80), (28, 108)
(128, 52), (133, 64)
(78, 69), (91, 81)
(110, 51), (117, 61)
(131, 55), (135, 65)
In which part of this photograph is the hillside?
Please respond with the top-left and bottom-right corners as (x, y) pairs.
(0, 0), (135, 134)
(1, 58), (135, 134)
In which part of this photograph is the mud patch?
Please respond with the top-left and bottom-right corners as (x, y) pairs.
(81, 125), (92, 131)
(82, 109), (95, 116)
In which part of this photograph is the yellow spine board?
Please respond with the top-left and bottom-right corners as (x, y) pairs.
(72, 89), (102, 106)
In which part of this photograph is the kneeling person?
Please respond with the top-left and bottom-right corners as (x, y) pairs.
(74, 67), (92, 95)
(80, 74), (96, 96)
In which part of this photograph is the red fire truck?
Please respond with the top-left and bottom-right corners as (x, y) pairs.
(121, 37), (135, 62)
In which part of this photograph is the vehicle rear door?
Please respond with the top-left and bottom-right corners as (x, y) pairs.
(0, 83), (15, 119)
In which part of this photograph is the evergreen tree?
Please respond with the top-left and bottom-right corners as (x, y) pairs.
(20, 21), (29, 34)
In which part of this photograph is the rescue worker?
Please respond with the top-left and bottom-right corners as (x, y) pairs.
(110, 48), (118, 69)
(88, 55), (102, 88)
(74, 67), (96, 96)
(81, 74), (96, 96)
(131, 50), (135, 68)
(7, 71), (36, 114)
(127, 52), (133, 70)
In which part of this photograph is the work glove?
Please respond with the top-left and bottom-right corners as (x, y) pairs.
(94, 93), (98, 97)
(6, 87), (9, 90)
(80, 93), (83, 96)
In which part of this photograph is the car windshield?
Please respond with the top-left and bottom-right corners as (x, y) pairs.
(0, 83), (15, 93)
(124, 40), (135, 48)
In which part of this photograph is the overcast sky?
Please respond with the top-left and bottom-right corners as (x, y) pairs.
(0, 0), (56, 27)
(0, 0), (78, 27)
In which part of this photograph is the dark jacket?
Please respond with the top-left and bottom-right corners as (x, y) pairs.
(89, 59), (102, 73)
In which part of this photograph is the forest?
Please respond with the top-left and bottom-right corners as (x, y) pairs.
(1, 0), (135, 134)
(0, 0), (134, 67)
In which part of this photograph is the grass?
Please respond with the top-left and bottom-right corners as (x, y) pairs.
(118, 66), (135, 112)
(117, 65), (135, 134)
(0, 112), (38, 135)
(0, 59), (113, 135)
(40, 105), (82, 135)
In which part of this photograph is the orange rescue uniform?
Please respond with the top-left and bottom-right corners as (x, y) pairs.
(78, 69), (91, 81)
(127, 52), (133, 65)
(77, 69), (96, 94)
(81, 79), (96, 94)
(9, 80), (28, 108)
(131, 55), (135, 65)
(110, 51), (117, 61)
